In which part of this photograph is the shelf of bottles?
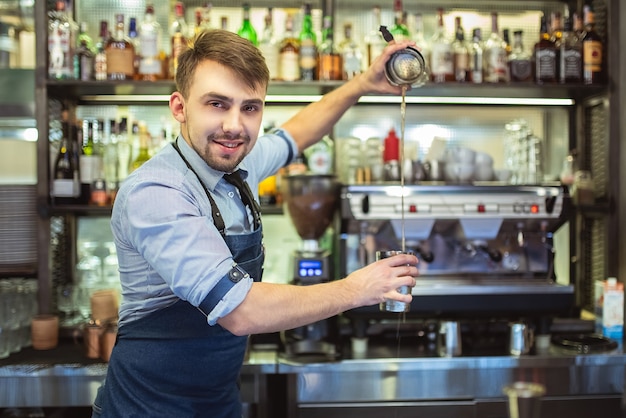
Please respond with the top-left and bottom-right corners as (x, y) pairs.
(44, 0), (607, 212)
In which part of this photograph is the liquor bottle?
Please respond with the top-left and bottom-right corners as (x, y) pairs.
(534, 14), (557, 84)
(170, 1), (189, 79)
(508, 30), (533, 82)
(138, 3), (162, 81)
(237, 3), (258, 46)
(116, 118), (132, 182)
(194, 3), (213, 35)
(258, 8), (279, 80)
(559, 16), (582, 84)
(483, 12), (509, 83)
(502, 29), (512, 56)
(305, 135), (334, 174)
(365, 5), (386, 66)
(430, 8), (453, 83)
(317, 16), (342, 81)
(130, 121), (151, 173)
(550, 11), (564, 45)
(128, 17), (140, 77)
(409, 12), (430, 69)
(220, 16), (229, 31)
(582, 5), (603, 85)
(105, 14), (135, 80)
(48, 0), (77, 80)
(279, 14), (300, 81)
(469, 28), (483, 84)
(390, 0), (409, 41)
(299, 2), (317, 81)
(52, 120), (80, 201)
(94, 20), (108, 81)
(74, 22), (94, 81)
(338, 22), (363, 80)
(452, 16), (470, 82)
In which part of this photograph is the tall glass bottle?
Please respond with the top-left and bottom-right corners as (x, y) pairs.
(48, 0), (77, 80)
(138, 3), (162, 81)
(508, 30), (533, 82)
(74, 22), (94, 81)
(298, 2), (317, 81)
(94, 21), (108, 81)
(559, 16), (582, 84)
(366, 5), (386, 66)
(581, 5), (603, 85)
(469, 28), (483, 84)
(130, 122), (151, 173)
(410, 12), (429, 69)
(128, 17), (140, 78)
(170, 1), (189, 79)
(237, 3), (258, 46)
(279, 14), (300, 81)
(258, 7), (279, 80)
(317, 16), (342, 81)
(105, 14), (135, 80)
(452, 16), (470, 82)
(483, 12), (509, 83)
(390, 0), (409, 41)
(52, 121), (80, 201)
(534, 14), (557, 84)
(338, 22), (363, 80)
(430, 8), (453, 83)
(194, 3), (213, 35)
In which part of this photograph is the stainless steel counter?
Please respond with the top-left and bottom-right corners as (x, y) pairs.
(1, 343), (625, 417)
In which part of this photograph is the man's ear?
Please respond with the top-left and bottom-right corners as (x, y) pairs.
(169, 92), (186, 123)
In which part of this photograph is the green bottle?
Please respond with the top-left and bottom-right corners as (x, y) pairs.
(237, 3), (258, 46)
(298, 2), (317, 81)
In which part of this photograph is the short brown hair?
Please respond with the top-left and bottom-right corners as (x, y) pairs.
(175, 29), (270, 98)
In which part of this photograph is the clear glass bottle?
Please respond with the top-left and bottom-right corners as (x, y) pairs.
(138, 3), (162, 81)
(452, 16), (470, 82)
(279, 14), (300, 81)
(430, 8), (453, 83)
(298, 2), (317, 81)
(194, 3), (213, 35)
(237, 3), (258, 46)
(317, 16), (342, 81)
(105, 14), (135, 80)
(483, 12), (509, 83)
(559, 16), (582, 84)
(508, 30), (533, 82)
(534, 14), (557, 84)
(338, 22), (363, 80)
(48, 0), (77, 80)
(258, 7), (279, 80)
(170, 1), (189, 79)
(469, 28), (484, 84)
(94, 20), (108, 81)
(409, 12), (429, 70)
(365, 5), (386, 66)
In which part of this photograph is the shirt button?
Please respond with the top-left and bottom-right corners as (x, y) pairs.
(228, 191), (235, 198)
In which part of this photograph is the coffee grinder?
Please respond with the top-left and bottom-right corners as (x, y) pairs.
(281, 173), (341, 360)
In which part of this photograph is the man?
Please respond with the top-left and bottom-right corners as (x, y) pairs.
(93, 29), (419, 417)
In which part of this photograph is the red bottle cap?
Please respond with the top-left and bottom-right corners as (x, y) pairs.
(383, 128), (400, 162)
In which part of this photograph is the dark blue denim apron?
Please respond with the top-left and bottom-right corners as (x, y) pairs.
(93, 143), (264, 418)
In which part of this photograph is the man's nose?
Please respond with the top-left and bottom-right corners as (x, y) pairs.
(222, 109), (244, 135)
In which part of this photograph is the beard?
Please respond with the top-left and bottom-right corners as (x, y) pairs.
(191, 132), (250, 173)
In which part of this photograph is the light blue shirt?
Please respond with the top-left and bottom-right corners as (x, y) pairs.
(111, 129), (297, 326)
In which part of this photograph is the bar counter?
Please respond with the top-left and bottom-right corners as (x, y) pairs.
(1, 338), (625, 417)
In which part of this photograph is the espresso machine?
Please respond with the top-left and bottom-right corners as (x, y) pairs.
(339, 183), (576, 355)
(280, 174), (341, 360)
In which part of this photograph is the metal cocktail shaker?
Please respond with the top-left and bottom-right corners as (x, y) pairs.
(380, 26), (429, 87)
(376, 250), (413, 312)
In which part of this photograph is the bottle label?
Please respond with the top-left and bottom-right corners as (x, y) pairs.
(106, 48), (134, 77)
(280, 51), (299, 81)
(140, 32), (159, 58)
(48, 25), (73, 78)
(52, 178), (79, 198)
(583, 40), (602, 72)
(510, 59), (532, 81)
(430, 44), (453, 78)
(561, 49), (582, 81)
(536, 49), (557, 79)
(299, 40), (317, 80)
(484, 47), (509, 82)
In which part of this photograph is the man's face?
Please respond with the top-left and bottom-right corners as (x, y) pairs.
(170, 60), (266, 173)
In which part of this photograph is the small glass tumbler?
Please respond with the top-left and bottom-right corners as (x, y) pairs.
(376, 250), (414, 313)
